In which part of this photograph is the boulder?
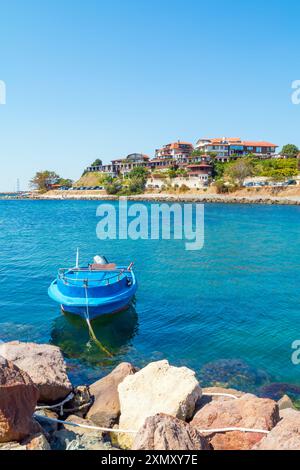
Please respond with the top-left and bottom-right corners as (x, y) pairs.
(197, 387), (244, 409)
(23, 433), (51, 450)
(0, 356), (39, 443)
(0, 341), (72, 403)
(67, 385), (92, 417)
(118, 360), (201, 448)
(133, 413), (211, 450)
(191, 393), (279, 450)
(277, 394), (295, 411)
(87, 363), (137, 426)
(51, 415), (116, 450)
(254, 408), (300, 450)
(0, 441), (27, 450)
(34, 409), (59, 434)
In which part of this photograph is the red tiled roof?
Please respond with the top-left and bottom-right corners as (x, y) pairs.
(241, 141), (278, 147)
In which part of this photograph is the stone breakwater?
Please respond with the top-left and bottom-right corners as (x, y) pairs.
(17, 190), (300, 205)
(0, 341), (300, 450)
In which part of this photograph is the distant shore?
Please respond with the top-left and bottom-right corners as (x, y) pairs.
(2, 186), (300, 205)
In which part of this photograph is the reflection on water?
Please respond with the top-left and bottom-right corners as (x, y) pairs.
(50, 304), (139, 369)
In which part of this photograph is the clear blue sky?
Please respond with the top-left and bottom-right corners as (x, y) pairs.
(0, 0), (299, 191)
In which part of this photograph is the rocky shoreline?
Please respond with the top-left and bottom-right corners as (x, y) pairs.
(1, 340), (300, 451)
(3, 190), (300, 205)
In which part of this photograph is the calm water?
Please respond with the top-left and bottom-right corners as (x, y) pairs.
(0, 200), (299, 398)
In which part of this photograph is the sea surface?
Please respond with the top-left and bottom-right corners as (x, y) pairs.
(0, 200), (300, 400)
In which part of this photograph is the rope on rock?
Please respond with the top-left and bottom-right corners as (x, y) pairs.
(33, 414), (137, 434)
(36, 392), (75, 416)
(34, 392), (269, 436)
(33, 414), (270, 435)
(84, 285), (113, 358)
(202, 392), (239, 399)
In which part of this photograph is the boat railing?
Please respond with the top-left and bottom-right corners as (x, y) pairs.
(58, 267), (132, 287)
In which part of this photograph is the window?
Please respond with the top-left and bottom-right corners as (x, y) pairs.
(256, 147), (262, 153)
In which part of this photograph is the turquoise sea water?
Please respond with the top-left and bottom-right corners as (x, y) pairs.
(0, 200), (299, 398)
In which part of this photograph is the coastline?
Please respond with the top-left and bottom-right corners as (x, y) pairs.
(7, 189), (300, 206)
(1, 341), (299, 451)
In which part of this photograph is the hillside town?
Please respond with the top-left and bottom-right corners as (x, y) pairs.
(24, 137), (300, 199)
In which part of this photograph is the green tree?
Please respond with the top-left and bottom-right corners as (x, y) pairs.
(281, 144), (299, 158)
(30, 171), (60, 192)
(224, 159), (254, 185)
(91, 158), (103, 167)
(128, 166), (148, 180)
(58, 178), (73, 188)
(104, 180), (121, 195)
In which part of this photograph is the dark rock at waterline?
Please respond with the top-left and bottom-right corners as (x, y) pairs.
(199, 359), (271, 391)
(258, 383), (300, 402)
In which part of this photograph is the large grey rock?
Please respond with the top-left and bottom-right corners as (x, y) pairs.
(118, 360), (202, 448)
(191, 393), (279, 450)
(0, 341), (72, 403)
(87, 363), (136, 426)
(51, 415), (116, 450)
(133, 413), (211, 450)
(254, 408), (300, 450)
(0, 356), (39, 443)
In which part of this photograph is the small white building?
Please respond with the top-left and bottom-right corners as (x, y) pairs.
(146, 175), (209, 190)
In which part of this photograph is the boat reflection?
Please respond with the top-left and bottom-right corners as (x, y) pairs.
(50, 303), (139, 366)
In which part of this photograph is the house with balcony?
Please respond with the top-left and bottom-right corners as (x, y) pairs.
(195, 137), (278, 162)
(155, 141), (194, 162)
(86, 153), (150, 177)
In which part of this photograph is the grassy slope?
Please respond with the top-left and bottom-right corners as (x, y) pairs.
(73, 172), (104, 187)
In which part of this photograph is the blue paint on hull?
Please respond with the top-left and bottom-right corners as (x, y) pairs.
(48, 265), (137, 319)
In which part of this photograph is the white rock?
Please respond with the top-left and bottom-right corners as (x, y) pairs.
(117, 360), (201, 448)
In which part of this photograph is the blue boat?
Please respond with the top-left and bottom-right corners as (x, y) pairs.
(48, 254), (137, 319)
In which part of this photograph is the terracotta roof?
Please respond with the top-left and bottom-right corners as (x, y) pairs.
(241, 141), (278, 147)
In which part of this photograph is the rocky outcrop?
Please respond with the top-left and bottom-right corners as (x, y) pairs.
(191, 393), (279, 450)
(0, 341), (72, 403)
(117, 360), (201, 448)
(0, 356), (39, 443)
(254, 409), (300, 450)
(133, 413), (211, 450)
(87, 363), (136, 426)
(51, 415), (115, 450)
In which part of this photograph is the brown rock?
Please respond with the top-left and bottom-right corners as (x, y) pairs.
(0, 341), (72, 403)
(197, 387), (244, 408)
(191, 393), (279, 450)
(87, 362), (137, 427)
(277, 394), (295, 412)
(23, 433), (51, 450)
(0, 356), (39, 443)
(254, 408), (300, 450)
(133, 413), (211, 450)
(63, 414), (103, 438)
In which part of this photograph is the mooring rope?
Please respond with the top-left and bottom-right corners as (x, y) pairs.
(83, 285), (113, 358)
(34, 392), (269, 436)
(34, 414), (269, 436)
